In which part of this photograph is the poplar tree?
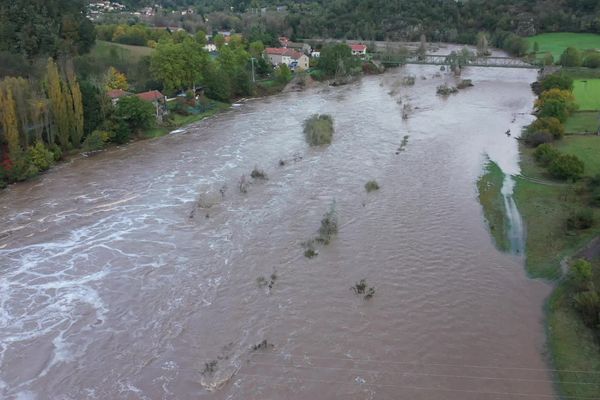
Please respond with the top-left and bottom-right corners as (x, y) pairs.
(67, 72), (84, 146)
(46, 58), (70, 149)
(0, 85), (22, 162)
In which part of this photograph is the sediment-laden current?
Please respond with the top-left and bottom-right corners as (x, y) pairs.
(0, 65), (554, 399)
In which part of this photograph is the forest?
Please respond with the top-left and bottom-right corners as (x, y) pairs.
(116, 0), (600, 42)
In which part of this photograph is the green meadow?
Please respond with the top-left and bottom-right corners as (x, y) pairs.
(573, 79), (600, 111)
(527, 32), (600, 59)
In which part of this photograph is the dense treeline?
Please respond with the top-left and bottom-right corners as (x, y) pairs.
(120, 0), (600, 42)
(0, 0), (282, 188)
(0, 0), (95, 59)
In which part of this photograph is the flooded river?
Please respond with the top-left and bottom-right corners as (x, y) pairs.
(0, 65), (555, 399)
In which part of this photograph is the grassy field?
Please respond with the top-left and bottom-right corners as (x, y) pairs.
(517, 142), (600, 396)
(477, 160), (510, 252)
(573, 79), (600, 111)
(557, 135), (600, 176)
(515, 141), (600, 279)
(564, 111), (600, 134)
(527, 33), (600, 59)
(547, 284), (600, 399)
(94, 40), (153, 61)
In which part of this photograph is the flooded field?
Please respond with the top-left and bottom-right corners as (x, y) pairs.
(0, 65), (555, 399)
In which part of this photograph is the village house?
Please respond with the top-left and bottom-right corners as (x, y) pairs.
(264, 48), (310, 71)
(278, 37), (311, 55)
(106, 89), (167, 122)
(350, 43), (367, 57)
(136, 90), (168, 122)
(106, 89), (131, 106)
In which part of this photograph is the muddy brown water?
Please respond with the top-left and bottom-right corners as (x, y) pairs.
(0, 66), (556, 399)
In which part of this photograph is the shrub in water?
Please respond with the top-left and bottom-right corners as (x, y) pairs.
(402, 76), (416, 86)
(365, 180), (380, 192)
(457, 79), (473, 89)
(436, 84), (458, 96)
(202, 360), (217, 375)
(304, 248), (318, 258)
(250, 166), (268, 180)
(351, 279), (376, 300)
(317, 203), (338, 244)
(304, 114), (334, 146)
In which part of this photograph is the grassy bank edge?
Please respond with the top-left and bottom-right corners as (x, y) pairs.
(144, 101), (231, 138)
(477, 159), (510, 252)
(515, 142), (600, 397)
(546, 282), (600, 398)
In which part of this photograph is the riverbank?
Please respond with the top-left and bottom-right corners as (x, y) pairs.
(479, 139), (600, 396)
(515, 140), (600, 397)
(511, 64), (600, 396)
(474, 60), (600, 396)
(144, 101), (231, 138)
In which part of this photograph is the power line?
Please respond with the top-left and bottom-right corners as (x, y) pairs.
(248, 353), (600, 375)
(246, 359), (600, 386)
(237, 372), (600, 400)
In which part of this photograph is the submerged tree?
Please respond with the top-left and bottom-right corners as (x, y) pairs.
(417, 34), (427, 60)
(476, 32), (490, 57)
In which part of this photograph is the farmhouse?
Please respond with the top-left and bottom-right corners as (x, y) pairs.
(264, 48), (310, 70)
(106, 89), (131, 105)
(136, 90), (168, 122)
(106, 89), (167, 121)
(350, 43), (367, 57)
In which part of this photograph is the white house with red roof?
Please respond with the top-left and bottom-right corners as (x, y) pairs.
(349, 43), (367, 57)
(264, 47), (310, 70)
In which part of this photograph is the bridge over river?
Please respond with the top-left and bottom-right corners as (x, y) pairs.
(376, 53), (541, 69)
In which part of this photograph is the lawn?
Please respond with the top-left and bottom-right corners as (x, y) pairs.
(557, 135), (600, 176)
(564, 111), (600, 134)
(527, 32), (600, 59)
(547, 284), (600, 399)
(573, 79), (600, 111)
(515, 143), (600, 279)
